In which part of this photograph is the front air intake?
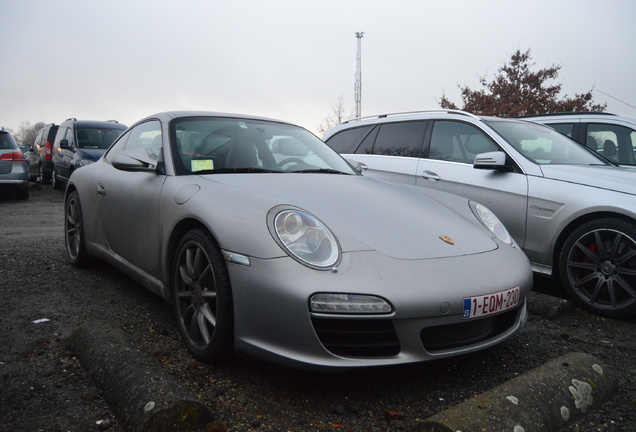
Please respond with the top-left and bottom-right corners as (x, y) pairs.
(311, 317), (400, 357)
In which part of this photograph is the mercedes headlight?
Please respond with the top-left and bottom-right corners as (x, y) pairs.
(270, 208), (341, 269)
(471, 202), (513, 245)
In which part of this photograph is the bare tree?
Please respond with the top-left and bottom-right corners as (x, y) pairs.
(439, 49), (606, 116)
(317, 95), (354, 136)
(14, 121), (47, 147)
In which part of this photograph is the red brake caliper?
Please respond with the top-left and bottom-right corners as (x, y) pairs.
(584, 242), (598, 263)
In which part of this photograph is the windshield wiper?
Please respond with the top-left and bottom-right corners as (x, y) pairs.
(294, 168), (352, 175)
(194, 167), (352, 175)
(195, 167), (282, 174)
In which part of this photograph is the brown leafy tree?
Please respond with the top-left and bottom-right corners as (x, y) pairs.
(439, 49), (606, 116)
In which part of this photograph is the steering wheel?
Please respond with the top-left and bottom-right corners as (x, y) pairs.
(277, 157), (306, 170)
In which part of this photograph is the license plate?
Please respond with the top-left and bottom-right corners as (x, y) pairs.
(462, 287), (520, 319)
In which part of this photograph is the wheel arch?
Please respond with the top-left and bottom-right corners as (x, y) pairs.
(163, 217), (223, 304)
(64, 183), (78, 197)
(169, 217), (235, 361)
(552, 210), (636, 278)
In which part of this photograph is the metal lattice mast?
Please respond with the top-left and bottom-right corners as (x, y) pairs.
(354, 32), (364, 118)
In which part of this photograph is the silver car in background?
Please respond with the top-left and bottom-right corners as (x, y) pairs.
(324, 110), (636, 318)
(64, 111), (532, 370)
(0, 129), (29, 199)
(524, 112), (636, 166)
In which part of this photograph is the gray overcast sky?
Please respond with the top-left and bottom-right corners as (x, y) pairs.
(2, 0), (635, 135)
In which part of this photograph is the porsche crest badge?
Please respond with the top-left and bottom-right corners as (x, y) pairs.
(439, 236), (455, 245)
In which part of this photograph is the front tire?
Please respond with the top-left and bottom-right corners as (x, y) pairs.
(52, 167), (63, 190)
(173, 229), (233, 362)
(559, 218), (636, 318)
(64, 190), (90, 267)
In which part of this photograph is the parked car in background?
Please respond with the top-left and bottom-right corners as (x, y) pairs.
(0, 129), (29, 199)
(24, 123), (58, 183)
(526, 112), (636, 166)
(52, 118), (126, 190)
(64, 111), (533, 370)
(323, 110), (636, 318)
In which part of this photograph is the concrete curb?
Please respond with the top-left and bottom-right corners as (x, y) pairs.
(526, 291), (575, 319)
(67, 321), (223, 432)
(416, 352), (617, 432)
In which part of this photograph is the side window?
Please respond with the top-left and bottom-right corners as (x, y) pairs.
(34, 130), (44, 149)
(104, 120), (162, 163)
(325, 125), (374, 154)
(586, 123), (633, 164)
(370, 121), (426, 157)
(546, 123), (575, 138)
(354, 125), (379, 154)
(103, 129), (131, 163)
(430, 121), (498, 163)
(123, 120), (162, 160)
(55, 127), (71, 150)
(65, 127), (74, 147)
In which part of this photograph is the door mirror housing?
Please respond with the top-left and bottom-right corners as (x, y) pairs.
(60, 139), (72, 151)
(473, 151), (512, 171)
(346, 158), (367, 173)
(112, 149), (158, 172)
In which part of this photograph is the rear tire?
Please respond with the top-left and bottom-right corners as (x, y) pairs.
(173, 229), (234, 362)
(64, 190), (90, 267)
(559, 218), (636, 318)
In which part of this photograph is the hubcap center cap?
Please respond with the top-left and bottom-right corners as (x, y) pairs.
(600, 261), (616, 276)
(193, 287), (204, 303)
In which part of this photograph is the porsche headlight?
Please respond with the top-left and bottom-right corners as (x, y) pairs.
(471, 202), (513, 245)
(271, 208), (341, 269)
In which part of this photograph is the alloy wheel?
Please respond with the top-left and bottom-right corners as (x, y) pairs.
(564, 227), (636, 314)
(65, 195), (81, 259)
(173, 229), (233, 362)
(64, 191), (89, 267)
(175, 240), (219, 350)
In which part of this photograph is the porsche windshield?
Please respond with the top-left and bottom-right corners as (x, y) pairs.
(486, 120), (608, 166)
(170, 117), (358, 175)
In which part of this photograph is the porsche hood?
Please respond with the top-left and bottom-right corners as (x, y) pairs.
(202, 174), (499, 260)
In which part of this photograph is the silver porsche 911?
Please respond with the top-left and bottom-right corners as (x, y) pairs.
(64, 111), (532, 370)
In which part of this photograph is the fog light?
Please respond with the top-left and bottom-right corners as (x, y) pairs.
(310, 293), (392, 314)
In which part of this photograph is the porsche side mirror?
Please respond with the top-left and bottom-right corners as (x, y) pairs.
(347, 158), (368, 173)
(112, 149), (158, 172)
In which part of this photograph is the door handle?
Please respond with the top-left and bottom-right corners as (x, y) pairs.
(421, 170), (441, 181)
(97, 184), (106, 197)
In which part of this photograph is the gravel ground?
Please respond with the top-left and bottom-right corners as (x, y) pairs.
(1, 184), (635, 432)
